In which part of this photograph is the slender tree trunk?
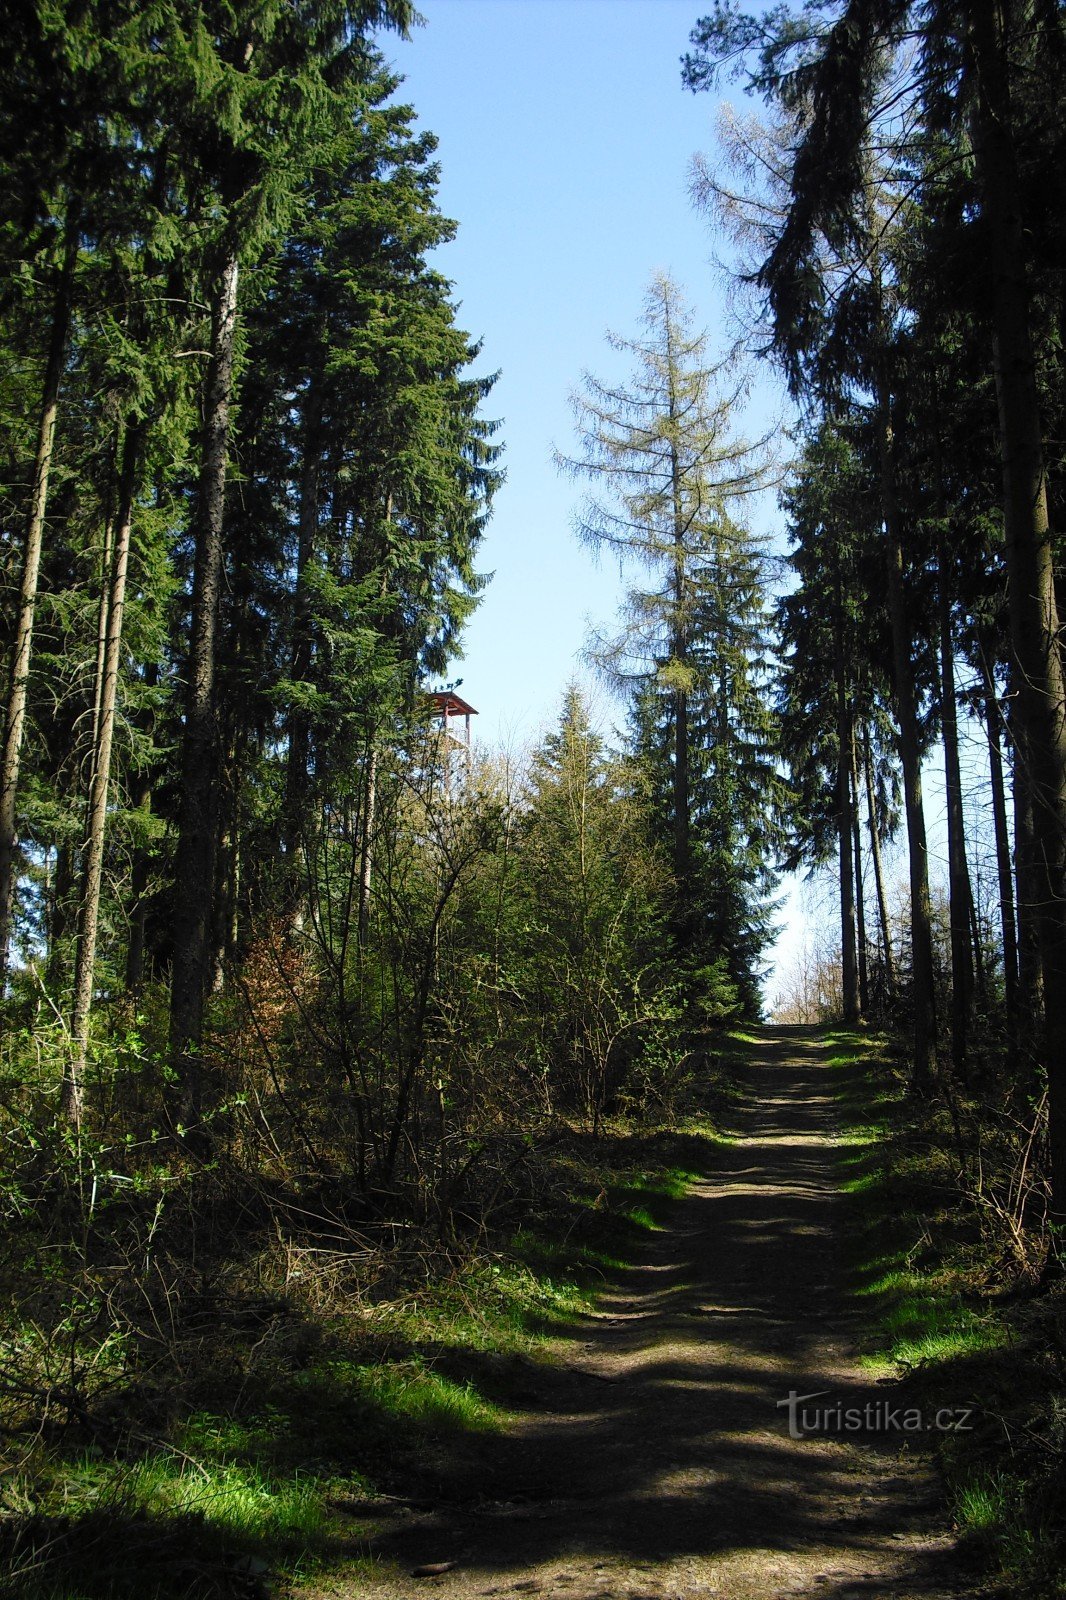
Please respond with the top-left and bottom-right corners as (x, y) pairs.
(90, 435), (120, 757)
(969, 886), (988, 1009)
(664, 315), (692, 946)
(357, 742), (377, 947)
(834, 582), (859, 1023)
(168, 252), (240, 1136)
(970, 0), (1066, 1225)
(1012, 706), (1045, 1093)
(124, 663), (158, 996)
(211, 723), (244, 989)
(674, 684), (690, 894)
(981, 668), (1019, 1048)
(669, 433), (691, 939)
(863, 724), (897, 997)
(939, 553), (974, 1078)
(875, 375), (936, 1087)
(46, 842), (74, 994)
(851, 750), (870, 1017)
(65, 427), (142, 1126)
(125, 776), (152, 995)
(0, 228), (77, 982)
(284, 380), (322, 867)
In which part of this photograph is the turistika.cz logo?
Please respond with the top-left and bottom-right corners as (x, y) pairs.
(777, 1389), (974, 1441)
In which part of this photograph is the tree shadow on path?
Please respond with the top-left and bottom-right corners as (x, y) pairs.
(327, 1026), (973, 1600)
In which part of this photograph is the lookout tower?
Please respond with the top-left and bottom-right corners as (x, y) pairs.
(427, 690), (477, 750)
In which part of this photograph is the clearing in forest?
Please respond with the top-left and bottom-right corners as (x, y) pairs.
(304, 1026), (968, 1600)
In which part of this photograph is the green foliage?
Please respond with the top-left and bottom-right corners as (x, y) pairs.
(558, 275), (784, 1009)
(513, 685), (681, 1128)
(833, 1028), (1066, 1596)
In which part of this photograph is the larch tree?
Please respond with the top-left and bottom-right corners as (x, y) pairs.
(556, 273), (780, 1009)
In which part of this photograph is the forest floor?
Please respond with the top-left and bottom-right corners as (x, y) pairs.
(299, 1025), (979, 1600)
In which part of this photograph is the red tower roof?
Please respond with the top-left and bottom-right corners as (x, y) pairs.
(427, 691), (478, 717)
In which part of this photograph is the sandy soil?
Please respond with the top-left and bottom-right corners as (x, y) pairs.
(304, 1025), (976, 1600)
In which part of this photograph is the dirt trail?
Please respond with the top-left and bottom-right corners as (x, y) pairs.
(312, 1026), (970, 1600)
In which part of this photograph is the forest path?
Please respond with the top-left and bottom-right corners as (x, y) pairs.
(309, 1026), (968, 1600)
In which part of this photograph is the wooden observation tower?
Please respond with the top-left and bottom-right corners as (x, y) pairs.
(426, 691), (477, 794)
(427, 690), (477, 751)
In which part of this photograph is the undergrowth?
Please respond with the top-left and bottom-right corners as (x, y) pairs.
(831, 1028), (1066, 1597)
(0, 1029), (738, 1599)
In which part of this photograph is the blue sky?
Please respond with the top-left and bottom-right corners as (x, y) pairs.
(383, 0), (788, 744)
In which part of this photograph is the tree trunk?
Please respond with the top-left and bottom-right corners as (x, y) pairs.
(125, 778), (152, 995)
(970, 0), (1066, 1224)
(876, 377), (936, 1087)
(863, 724), (897, 998)
(168, 252), (240, 1137)
(851, 749), (870, 1017)
(968, 885), (988, 1011)
(125, 663), (158, 996)
(357, 742), (377, 947)
(284, 379), (323, 868)
(835, 582), (859, 1023)
(981, 668), (1019, 1050)
(669, 435), (691, 939)
(90, 434), (120, 758)
(1011, 705), (1045, 1094)
(0, 227), (77, 982)
(65, 426), (142, 1126)
(46, 841), (74, 995)
(939, 553), (974, 1079)
(674, 685), (690, 900)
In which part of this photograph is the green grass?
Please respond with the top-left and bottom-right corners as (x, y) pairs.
(830, 1026), (1066, 1597)
(340, 1359), (505, 1431)
(952, 1472), (1013, 1537)
(1, 1100), (734, 1600)
(104, 1454), (322, 1545)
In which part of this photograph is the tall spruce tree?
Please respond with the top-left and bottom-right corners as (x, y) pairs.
(159, 0), (415, 1135)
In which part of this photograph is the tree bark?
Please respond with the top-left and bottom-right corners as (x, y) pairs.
(0, 227), (77, 982)
(168, 252), (241, 1136)
(970, 0), (1066, 1224)
(125, 781), (152, 996)
(65, 426), (142, 1126)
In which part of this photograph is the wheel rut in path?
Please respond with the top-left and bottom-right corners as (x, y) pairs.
(313, 1025), (969, 1600)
